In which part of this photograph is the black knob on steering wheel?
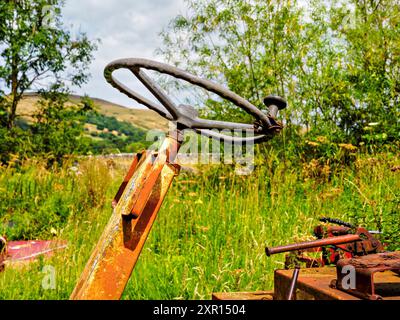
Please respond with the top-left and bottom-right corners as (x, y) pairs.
(104, 58), (286, 143)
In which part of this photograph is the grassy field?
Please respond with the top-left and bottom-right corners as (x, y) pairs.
(0, 147), (399, 299)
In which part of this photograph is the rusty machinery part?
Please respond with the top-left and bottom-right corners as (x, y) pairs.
(71, 58), (287, 300)
(0, 236), (6, 272)
(71, 138), (181, 300)
(265, 223), (392, 300)
(265, 234), (362, 256)
(104, 58), (286, 144)
(287, 266), (301, 300)
(266, 222), (385, 269)
(319, 217), (355, 229)
(0, 237), (68, 273)
(313, 225), (385, 266)
(0, 236), (6, 252)
(332, 252), (400, 300)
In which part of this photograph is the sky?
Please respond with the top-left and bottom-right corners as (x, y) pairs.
(62, 0), (185, 108)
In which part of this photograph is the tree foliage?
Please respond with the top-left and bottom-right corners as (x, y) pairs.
(159, 0), (400, 146)
(0, 0), (98, 164)
(85, 111), (151, 154)
(29, 90), (92, 164)
(0, 0), (97, 128)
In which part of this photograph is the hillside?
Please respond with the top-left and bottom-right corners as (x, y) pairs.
(18, 93), (168, 131)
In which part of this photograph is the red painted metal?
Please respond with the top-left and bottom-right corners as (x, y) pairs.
(0, 238), (67, 271)
(7, 240), (67, 262)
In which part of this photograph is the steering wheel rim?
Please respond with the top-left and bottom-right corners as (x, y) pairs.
(104, 58), (282, 143)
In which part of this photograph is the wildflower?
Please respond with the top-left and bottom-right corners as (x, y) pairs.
(316, 136), (328, 143)
(338, 143), (357, 151)
(233, 269), (244, 275)
(54, 183), (64, 191)
(306, 140), (319, 147)
(198, 226), (209, 232)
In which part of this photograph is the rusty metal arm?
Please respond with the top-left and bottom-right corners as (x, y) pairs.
(266, 234), (361, 256)
(71, 58), (287, 300)
(70, 136), (180, 300)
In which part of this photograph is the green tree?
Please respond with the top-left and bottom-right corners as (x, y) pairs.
(0, 0), (97, 129)
(159, 0), (400, 146)
(159, 0), (305, 125)
(300, 0), (400, 144)
(29, 90), (93, 164)
(0, 0), (98, 164)
(330, 0), (400, 144)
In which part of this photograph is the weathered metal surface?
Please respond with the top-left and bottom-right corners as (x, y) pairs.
(267, 221), (385, 269)
(0, 238), (67, 271)
(274, 268), (361, 300)
(0, 236), (7, 271)
(112, 152), (142, 208)
(7, 240), (67, 262)
(341, 227), (385, 256)
(319, 217), (355, 228)
(266, 234), (361, 256)
(334, 252), (400, 300)
(104, 58), (286, 144)
(215, 267), (400, 300)
(212, 291), (274, 300)
(72, 57), (286, 300)
(116, 150), (158, 218)
(265, 221), (400, 300)
(70, 137), (180, 300)
(287, 266), (300, 300)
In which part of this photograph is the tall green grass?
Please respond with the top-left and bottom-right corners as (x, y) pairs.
(0, 151), (399, 299)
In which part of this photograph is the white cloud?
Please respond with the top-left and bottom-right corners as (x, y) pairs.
(62, 0), (185, 108)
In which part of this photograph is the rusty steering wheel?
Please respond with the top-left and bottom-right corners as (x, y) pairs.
(104, 58), (286, 143)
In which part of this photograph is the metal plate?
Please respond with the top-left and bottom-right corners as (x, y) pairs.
(274, 267), (400, 300)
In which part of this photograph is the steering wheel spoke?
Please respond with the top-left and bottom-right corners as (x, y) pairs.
(131, 68), (180, 120)
(192, 118), (255, 131)
(197, 129), (267, 144)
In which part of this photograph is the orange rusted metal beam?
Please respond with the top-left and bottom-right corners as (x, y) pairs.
(111, 151), (143, 208)
(70, 136), (180, 300)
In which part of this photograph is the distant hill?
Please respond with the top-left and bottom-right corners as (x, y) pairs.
(18, 92), (168, 131)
